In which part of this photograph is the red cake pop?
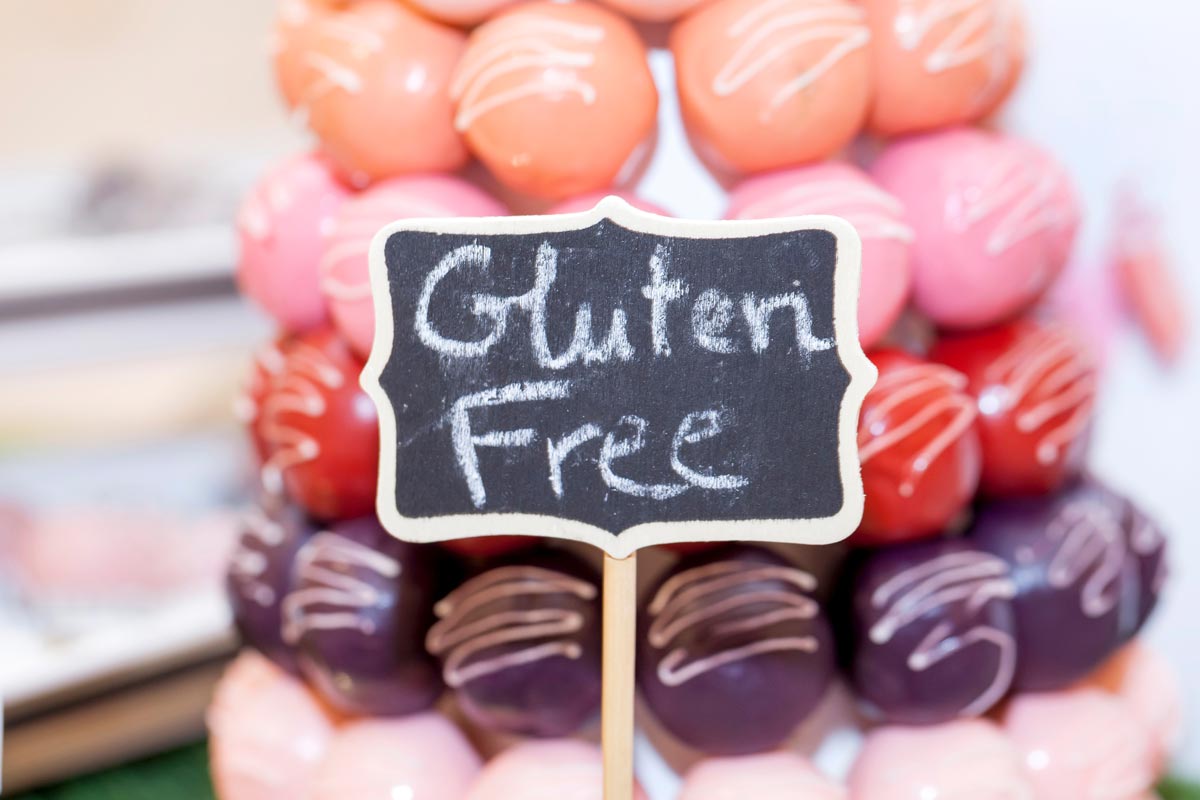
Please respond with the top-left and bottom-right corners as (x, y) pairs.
(931, 320), (1097, 497)
(450, 2), (658, 199)
(256, 328), (378, 521)
(855, 350), (981, 545)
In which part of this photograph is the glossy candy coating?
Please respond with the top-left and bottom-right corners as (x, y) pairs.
(426, 550), (602, 737)
(464, 739), (649, 800)
(680, 753), (845, 800)
(872, 129), (1080, 329)
(638, 545), (835, 755)
(451, 2), (658, 200)
(406, 0), (522, 27)
(727, 163), (913, 348)
(284, 517), (444, 716)
(854, 350), (982, 544)
(597, 0), (714, 22)
(672, 0), (872, 175)
(234, 336), (292, 464)
(931, 320), (1097, 497)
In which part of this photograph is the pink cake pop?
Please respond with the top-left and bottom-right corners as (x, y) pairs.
(727, 163), (913, 347)
(1004, 688), (1157, 800)
(1090, 643), (1184, 773)
(275, 0), (468, 185)
(546, 191), (671, 217)
(464, 740), (648, 800)
(672, 0), (872, 175)
(597, 0), (715, 22)
(406, 0), (522, 27)
(236, 152), (350, 333)
(863, 0), (1027, 137)
(208, 652), (335, 800)
(450, 2), (658, 200)
(849, 719), (1035, 800)
(311, 714), (482, 800)
(680, 753), (845, 800)
(872, 128), (1080, 329)
(320, 175), (506, 357)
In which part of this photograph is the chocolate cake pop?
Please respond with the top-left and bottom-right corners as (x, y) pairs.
(427, 550), (602, 737)
(854, 351), (982, 545)
(226, 502), (315, 672)
(255, 328), (378, 521)
(1124, 503), (1168, 634)
(726, 163), (913, 348)
(283, 517), (444, 716)
(863, 0), (1027, 137)
(638, 545), (835, 755)
(872, 128), (1080, 329)
(672, 0), (872, 174)
(931, 320), (1097, 497)
(842, 538), (1018, 724)
(969, 478), (1139, 691)
(451, 2), (658, 199)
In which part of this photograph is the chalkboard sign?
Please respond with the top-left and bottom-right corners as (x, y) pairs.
(361, 198), (875, 558)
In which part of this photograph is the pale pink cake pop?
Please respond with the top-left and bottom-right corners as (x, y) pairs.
(680, 753), (845, 800)
(872, 128), (1080, 329)
(598, 0), (714, 22)
(672, 0), (872, 175)
(450, 2), (658, 200)
(546, 191), (671, 216)
(465, 740), (648, 800)
(208, 652), (335, 800)
(236, 152), (350, 332)
(849, 719), (1035, 800)
(863, 0), (1027, 136)
(406, 0), (522, 27)
(1004, 688), (1157, 800)
(320, 175), (506, 357)
(1090, 643), (1184, 773)
(727, 163), (913, 347)
(311, 714), (482, 800)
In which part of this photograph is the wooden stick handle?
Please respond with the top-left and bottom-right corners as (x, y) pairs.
(602, 551), (638, 800)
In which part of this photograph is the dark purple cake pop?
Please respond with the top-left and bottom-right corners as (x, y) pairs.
(970, 477), (1140, 692)
(843, 538), (1018, 725)
(637, 545), (835, 756)
(225, 502), (314, 672)
(1125, 502), (1168, 636)
(282, 516), (444, 716)
(426, 549), (601, 737)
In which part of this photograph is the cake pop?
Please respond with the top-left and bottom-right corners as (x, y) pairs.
(405, 0), (522, 27)
(226, 502), (315, 672)
(864, 0), (1027, 137)
(726, 163), (913, 347)
(236, 152), (349, 333)
(320, 175), (506, 358)
(546, 191), (670, 216)
(311, 714), (483, 800)
(274, 0), (468, 185)
(439, 536), (539, 558)
(970, 478), (1139, 691)
(1004, 688), (1157, 800)
(854, 351), (981, 544)
(1121, 501), (1168, 636)
(208, 652), (335, 800)
(931, 320), (1097, 497)
(672, 0), (872, 175)
(464, 739), (648, 800)
(638, 545), (835, 755)
(256, 328), (378, 521)
(842, 538), (1018, 724)
(427, 550), (602, 737)
(872, 128), (1080, 329)
(849, 719), (1035, 800)
(680, 753), (846, 800)
(234, 337), (291, 463)
(598, 0), (715, 22)
(1090, 643), (1183, 773)
(450, 2), (658, 199)
(284, 517), (444, 716)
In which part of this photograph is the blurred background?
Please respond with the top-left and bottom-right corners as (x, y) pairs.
(1, 0), (1197, 797)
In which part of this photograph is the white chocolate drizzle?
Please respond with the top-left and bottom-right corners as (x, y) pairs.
(292, 12), (384, 123)
(228, 508), (287, 608)
(858, 364), (977, 498)
(712, 0), (870, 123)
(647, 560), (820, 687)
(1045, 500), (1126, 619)
(426, 566), (597, 688)
(869, 551), (1017, 716)
(734, 178), (914, 243)
(281, 531), (401, 644)
(451, 15), (606, 132)
(959, 151), (1071, 256)
(232, 340), (287, 426)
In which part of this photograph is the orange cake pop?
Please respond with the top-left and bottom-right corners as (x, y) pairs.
(406, 0), (522, 27)
(671, 0), (872, 175)
(274, 0), (468, 185)
(450, 2), (658, 200)
(598, 0), (715, 23)
(863, 0), (1027, 136)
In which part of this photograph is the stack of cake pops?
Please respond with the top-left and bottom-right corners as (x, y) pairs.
(213, 0), (1180, 797)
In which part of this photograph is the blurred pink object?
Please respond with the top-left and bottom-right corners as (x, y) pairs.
(1089, 642), (1184, 773)
(1004, 688), (1157, 800)
(311, 714), (482, 800)
(208, 652), (335, 800)
(465, 740), (648, 800)
(1042, 257), (1122, 370)
(680, 752), (845, 800)
(546, 192), (670, 217)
